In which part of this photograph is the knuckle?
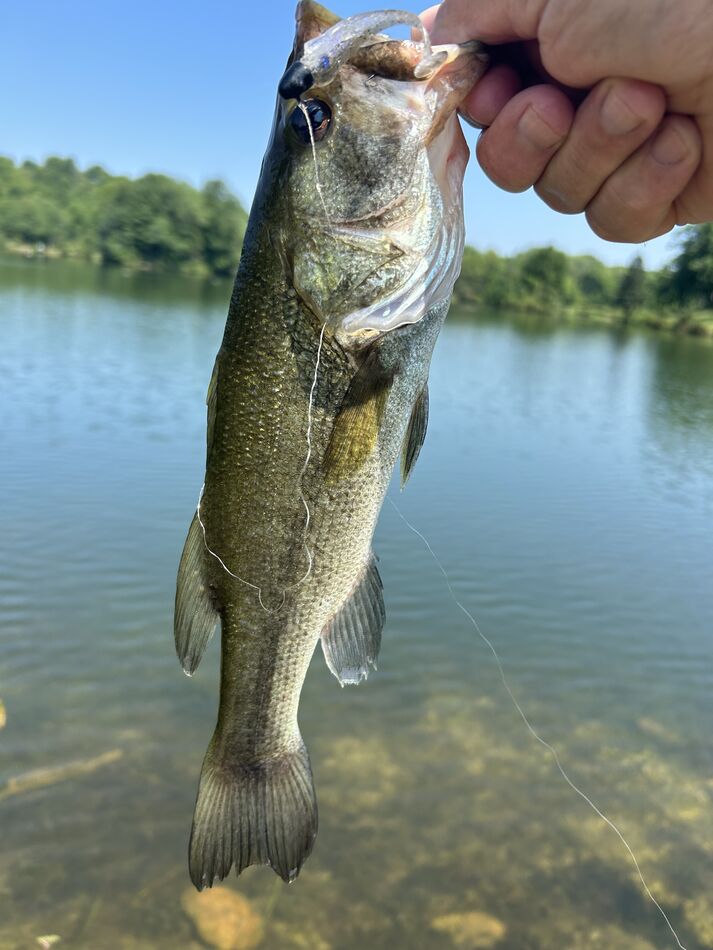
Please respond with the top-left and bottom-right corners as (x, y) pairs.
(673, 191), (708, 226)
(585, 209), (645, 243)
(535, 179), (586, 214)
(604, 171), (657, 218)
(538, 0), (592, 85)
(476, 135), (530, 193)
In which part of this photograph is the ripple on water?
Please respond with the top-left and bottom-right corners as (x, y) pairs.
(0, 268), (712, 949)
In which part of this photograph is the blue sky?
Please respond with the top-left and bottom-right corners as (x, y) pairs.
(1, 0), (682, 268)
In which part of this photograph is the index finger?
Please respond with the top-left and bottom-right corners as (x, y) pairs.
(429, 0), (548, 44)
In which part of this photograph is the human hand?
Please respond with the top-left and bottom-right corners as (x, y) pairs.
(421, 0), (713, 243)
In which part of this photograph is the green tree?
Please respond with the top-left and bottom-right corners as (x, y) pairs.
(455, 247), (512, 308)
(616, 255), (647, 316)
(569, 254), (619, 305)
(515, 246), (575, 309)
(95, 174), (204, 268)
(0, 155), (250, 276)
(200, 180), (248, 277)
(661, 224), (713, 308)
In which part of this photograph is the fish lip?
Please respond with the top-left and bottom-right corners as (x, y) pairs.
(422, 42), (490, 145)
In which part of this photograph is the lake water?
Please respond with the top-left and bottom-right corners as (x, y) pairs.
(1, 257), (712, 950)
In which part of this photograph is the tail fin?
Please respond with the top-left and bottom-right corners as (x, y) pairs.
(189, 737), (318, 888)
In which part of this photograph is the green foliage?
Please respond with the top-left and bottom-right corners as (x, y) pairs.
(568, 254), (620, 304)
(455, 246), (581, 313)
(0, 155), (248, 277)
(616, 255), (647, 315)
(454, 238), (707, 328)
(1, 155), (709, 326)
(659, 224), (713, 309)
(200, 180), (249, 277)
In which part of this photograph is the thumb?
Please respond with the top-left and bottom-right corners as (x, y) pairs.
(430, 0), (548, 45)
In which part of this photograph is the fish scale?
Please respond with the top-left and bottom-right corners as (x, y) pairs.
(174, 0), (487, 887)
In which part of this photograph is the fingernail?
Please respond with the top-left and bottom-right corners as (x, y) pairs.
(651, 124), (689, 165)
(600, 87), (645, 136)
(459, 110), (488, 131)
(518, 105), (565, 150)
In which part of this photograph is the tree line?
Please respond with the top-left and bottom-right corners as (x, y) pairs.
(0, 156), (711, 316)
(0, 156), (247, 278)
(455, 236), (713, 317)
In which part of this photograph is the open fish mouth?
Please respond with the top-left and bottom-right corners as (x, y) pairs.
(280, 6), (488, 149)
(280, 7), (485, 101)
(279, 4), (488, 346)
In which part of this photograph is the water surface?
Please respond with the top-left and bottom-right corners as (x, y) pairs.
(1, 259), (712, 950)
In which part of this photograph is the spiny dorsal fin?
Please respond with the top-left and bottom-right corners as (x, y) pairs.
(323, 350), (393, 484)
(401, 384), (429, 488)
(295, 1), (341, 53)
(321, 555), (385, 685)
(174, 513), (219, 676)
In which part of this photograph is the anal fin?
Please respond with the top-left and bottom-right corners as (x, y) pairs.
(401, 384), (429, 488)
(174, 512), (219, 676)
(321, 555), (385, 685)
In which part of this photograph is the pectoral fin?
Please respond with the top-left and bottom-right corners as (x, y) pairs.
(323, 351), (393, 483)
(321, 555), (385, 685)
(400, 384), (429, 487)
(174, 513), (219, 676)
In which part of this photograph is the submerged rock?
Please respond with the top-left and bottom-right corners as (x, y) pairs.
(181, 886), (263, 950)
(320, 735), (404, 814)
(431, 911), (506, 949)
(636, 717), (679, 744)
(683, 895), (713, 946)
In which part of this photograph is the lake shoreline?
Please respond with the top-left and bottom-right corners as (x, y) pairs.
(4, 247), (713, 339)
(453, 291), (713, 339)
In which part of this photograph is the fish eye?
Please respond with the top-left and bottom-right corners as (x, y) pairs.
(289, 99), (332, 145)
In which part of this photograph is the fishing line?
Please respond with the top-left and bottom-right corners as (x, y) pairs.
(388, 497), (688, 950)
(299, 100), (332, 226)
(196, 320), (325, 613)
(281, 101), (338, 592)
(287, 319), (327, 592)
(196, 487), (285, 615)
(195, 105), (332, 612)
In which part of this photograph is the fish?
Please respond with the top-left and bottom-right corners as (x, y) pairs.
(174, 0), (487, 889)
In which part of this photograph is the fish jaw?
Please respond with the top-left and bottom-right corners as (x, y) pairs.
(332, 44), (485, 348)
(269, 10), (489, 351)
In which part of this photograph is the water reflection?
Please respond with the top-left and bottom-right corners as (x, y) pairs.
(1, 261), (712, 949)
(649, 333), (713, 434)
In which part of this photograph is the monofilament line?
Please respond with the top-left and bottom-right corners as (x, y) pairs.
(194, 103), (333, 609)
(389, 498), (688, 950)
(299, 100), (332, 227)
(196, 486), (284, 614)
(196, 322), (326, 610)
(291, 320), (327, 588)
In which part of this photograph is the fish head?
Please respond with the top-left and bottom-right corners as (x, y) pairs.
(267, 2), (488, 348)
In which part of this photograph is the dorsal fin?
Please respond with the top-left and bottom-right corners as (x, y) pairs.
(295, 0), (341, 54)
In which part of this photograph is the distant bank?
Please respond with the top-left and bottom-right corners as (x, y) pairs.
(1, 155), (712, 338)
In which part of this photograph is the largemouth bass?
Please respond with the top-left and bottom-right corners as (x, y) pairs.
(175, 1), (487, 888)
